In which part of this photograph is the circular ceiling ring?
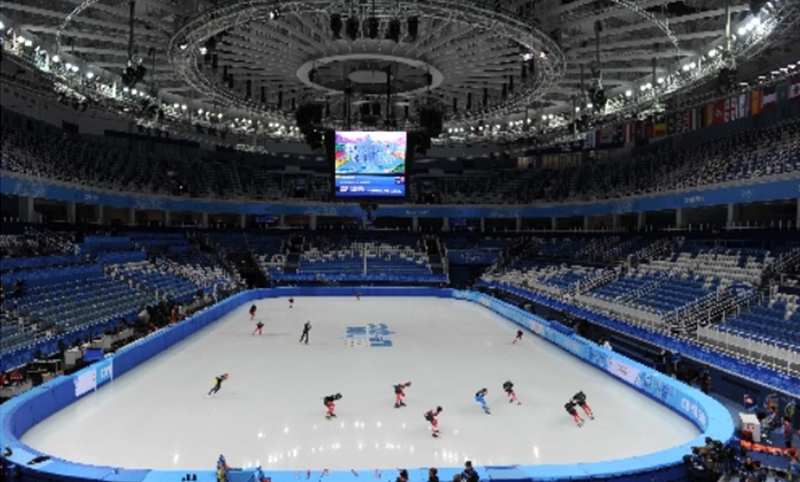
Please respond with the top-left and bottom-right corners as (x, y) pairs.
(168, 0), (567, 122)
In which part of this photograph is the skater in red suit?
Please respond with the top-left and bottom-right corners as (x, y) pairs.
(253, 321), (264, 336)
(503, 380), (521, 404)
(573, 391), (594, 420)
(513, 330), (523, 344)
(288, 297), (295, 309)
(394, 381), (412, 408)
(565, 400), (585, 427)
(425, 406), (443, 437)
(249, 303), (257, 320)
(324, 393), (342, 419)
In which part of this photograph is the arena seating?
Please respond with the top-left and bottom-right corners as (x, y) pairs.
(716, 293), (800, 347)
(1, 263), (154, 355)
(109, 261), (203, 302)
(275, 234), (444, 283)
(3, 111), (798, 205)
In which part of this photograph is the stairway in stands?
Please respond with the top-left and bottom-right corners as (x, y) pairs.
(424, 237), (445, 276)
(282, 235), (303, 274)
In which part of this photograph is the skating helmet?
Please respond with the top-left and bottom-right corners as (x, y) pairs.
(437, 406), (443, 412)
(335, 393), (342, 400)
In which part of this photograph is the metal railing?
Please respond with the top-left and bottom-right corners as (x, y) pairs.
(696, 325), (800, 377)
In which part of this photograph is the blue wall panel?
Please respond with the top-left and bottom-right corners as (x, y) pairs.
(0, 288), (734, 482)
(2, 172), (798, 218)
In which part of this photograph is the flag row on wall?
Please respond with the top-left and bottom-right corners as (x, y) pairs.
(585, 76), (800, 148)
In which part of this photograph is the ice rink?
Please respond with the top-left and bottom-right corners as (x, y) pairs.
(21, 296), (699, 471)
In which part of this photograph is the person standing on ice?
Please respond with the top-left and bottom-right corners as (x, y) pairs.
(300, 321), (311, 344)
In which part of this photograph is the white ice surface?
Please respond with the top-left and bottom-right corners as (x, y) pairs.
(21, 297), (698, 471)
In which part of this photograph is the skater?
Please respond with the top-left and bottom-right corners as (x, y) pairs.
(323, 393), (342, 419)
(300, 321), (311, 344)
(503, 381), (520, 405)
(394, 381), (412, 408)
(475, 388), (491, 415)
(207, 373), (229, 397)
(253, 321), (264, 336)
(249, 303), (257, 320)
(356, 292), (361, 301)
(573, 391), (594, 419)
(513, 329), (523, 344)
(288, 296), (294, 309)
(565, 399), (584, 427)
(424, 406), (442, 437)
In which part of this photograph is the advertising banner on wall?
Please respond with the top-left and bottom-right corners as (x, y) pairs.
(607, 357), (641, 385)
(73, 358), (114, 398)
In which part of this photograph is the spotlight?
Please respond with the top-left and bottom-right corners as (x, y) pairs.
(24, 39), (32, 47)
(407, 17), (419, 40)
(52, 55), (60, 63)
(199, 46), (208, 56)
(346, 16), (360, 40)
(179, 43), (187, 50)
(330, 13), (343, 39)
(86, 71), (94, 79)
(624, 89), (632, 97)
(367, 17), (379, 39)
(0, 21), (4, 30)
(387, 19), (401, 42)
(269, 9), (280, 20)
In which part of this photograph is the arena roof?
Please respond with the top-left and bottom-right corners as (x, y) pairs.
(1, 0), (799, 145)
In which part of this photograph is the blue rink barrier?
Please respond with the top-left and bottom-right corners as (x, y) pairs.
(0, 287), (734, 482)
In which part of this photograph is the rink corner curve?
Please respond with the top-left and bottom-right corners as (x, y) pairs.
(0, 287), (735, 482)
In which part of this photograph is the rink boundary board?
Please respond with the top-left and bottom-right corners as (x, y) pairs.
(0, 288), (735, 482)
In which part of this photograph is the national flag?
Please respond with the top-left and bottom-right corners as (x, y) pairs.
(776, 81), (790, 106)
(635, 121), (646, 140)
(712, 100), (725, 125)
(761, 85), (776, 111)
(678, 110), (689, 132)
(654, 121), (667, 138)
(584, 129), (601, 149)
(623, 123), (635, 144)
(737, 93), (748, 119)
(666, 114), (677, 136)
(750, 89), (762, 115)
(791, 76), (800, 100)
(704, 103), (714, 127)
(693, 107), (702, 130)
(724, 97), (735, 122)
